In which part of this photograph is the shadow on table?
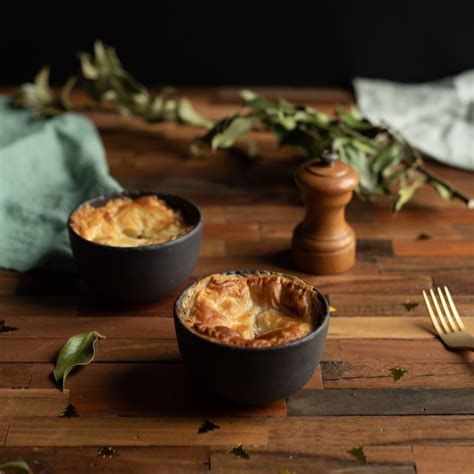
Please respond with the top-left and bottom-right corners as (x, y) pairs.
(68, 362), (285, 417)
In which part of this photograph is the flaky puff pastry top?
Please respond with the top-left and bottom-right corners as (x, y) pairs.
(179, 272), (321, 348)
(70, 196), (193, 247)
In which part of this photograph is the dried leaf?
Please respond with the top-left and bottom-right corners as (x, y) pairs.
(53, 331), (105, 390)
(0, 320), (18, 334)
(61, 403), (79, 418)
(389, 367), (407, 381)
(402, 301), (419, 312)
(432, 181), (454, 200)
(348, 446), (366, 463)
(11, 42), (466, 211)
(416, 233), (431, 240)
(394, 179), (425, 212)
(211, 116), (254, 150)
(0, 460), (32, 473)
(198, 419), (220, 434)
(177, 98), (213, 128)
(338, 109), (374, 131)
(228, 444), (250, 459)
(371, 141), (402, 174)
(97, 446), (118, 459)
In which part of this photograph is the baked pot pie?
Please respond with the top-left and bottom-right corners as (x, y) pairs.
(174, 270), (330, 404)
(68, 192), (202, 302)
(178, 271), (321, 348)
(70, 195), (193, 247)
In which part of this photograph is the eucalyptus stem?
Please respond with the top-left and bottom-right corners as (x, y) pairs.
(10, 40), (473, 212)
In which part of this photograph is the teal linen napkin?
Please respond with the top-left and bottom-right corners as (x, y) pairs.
(0, 96), (122, 272)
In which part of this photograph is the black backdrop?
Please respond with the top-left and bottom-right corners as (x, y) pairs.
(1, 2), (473, 88)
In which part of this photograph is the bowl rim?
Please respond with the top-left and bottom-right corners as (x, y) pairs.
(174, 269), (330, 352)
(67, 190), (203, 252)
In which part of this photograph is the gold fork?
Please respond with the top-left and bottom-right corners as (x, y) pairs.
(423, 287), (474, 350)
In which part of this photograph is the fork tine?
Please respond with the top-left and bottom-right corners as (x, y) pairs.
(444, 286), (466, 330)
(437, 287), (457, 332)
(423, 290), (445, 336)
(429, 289), (451, 333)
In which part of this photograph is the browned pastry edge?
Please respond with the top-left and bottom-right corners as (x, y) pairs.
(179, 272), (321, 348)
(70, 195), (193, 247)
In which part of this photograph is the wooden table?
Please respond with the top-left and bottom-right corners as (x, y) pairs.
(1, 88), (473, 473)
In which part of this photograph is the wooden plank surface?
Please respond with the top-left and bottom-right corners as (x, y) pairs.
(1, 87), (473, 472)
(210, 449), (416, 473)
(266, 416), (474, 451)
(5, 418), (268, 447)
(287, 388), (474, 415)
(0, 447), (210, 474)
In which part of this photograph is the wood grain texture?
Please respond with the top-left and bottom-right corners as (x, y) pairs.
(378, 256), (474, 272)
(321, 360), (474, 389)
(0, 296), (78, 316)
(329, 317), (474, 339)
(0, 389), (69, 417)
(329, 294), (474, 317)
(0, 270), (19, 296)
(5, 418), (268, 447)
(0, 446), (210, 473)
(267, 416), (474, 453)
(0, 316), (176, 339)
(210, 449), (415, 473)
(0, 339), (181, 363)
(339, 339), (474, 364)
(0, 364), (33, 388)
(393, 240), (474, 257)
(413, 445), (474, 474)
(1, 88), (473, 467)
(287, 388), (474, 415)
(28, 363), (286, 418)
(0, 422), (9, 446)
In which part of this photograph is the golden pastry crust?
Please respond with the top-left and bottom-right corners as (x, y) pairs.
(179, 272), (321, 348)
(70, 196), (193, 247)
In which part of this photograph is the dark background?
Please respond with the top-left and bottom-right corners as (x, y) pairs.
(1, 2), (473, 89)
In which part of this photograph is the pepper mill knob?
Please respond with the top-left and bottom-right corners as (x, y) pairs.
(292, 150), (359, 275)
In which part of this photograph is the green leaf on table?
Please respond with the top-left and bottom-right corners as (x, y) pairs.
(348, 446), (367, 463)
(0, 459), (32, 473)
(198, 419), (221, 434)
(329, 306), (337, 313)
(53, 331), (105, 390)
(432, 181), (454, 200)
(393, 179), (425, 212)
(177, 98), (213, 128)
(338, 109), (374, 131)
(402, 301), (419, 312)
(61, 403), (79, 418)
(371, 141), (402, 175)
(0, 320), (18, 334)
(389, 367), (407, 381)
(278, 469), (297, 474)
(211, 116), (254, 150)
(97, 446), (118, 459)
(228, 444), (250, 459)
(416, 233), (431, 240)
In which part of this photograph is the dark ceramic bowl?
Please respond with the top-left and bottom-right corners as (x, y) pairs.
(174, 270), (330, 404)
(68, 190), (203, 303)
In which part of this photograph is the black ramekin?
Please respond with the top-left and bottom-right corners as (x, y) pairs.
(174, 270), (330, 404)
(68, 190), (203, 303)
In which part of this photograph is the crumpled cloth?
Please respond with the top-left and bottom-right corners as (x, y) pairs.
(0, 96), (122, 272)
(354, 70), (474, 171)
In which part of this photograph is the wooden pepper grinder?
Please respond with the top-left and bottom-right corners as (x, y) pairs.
(292, 150), (359, 275)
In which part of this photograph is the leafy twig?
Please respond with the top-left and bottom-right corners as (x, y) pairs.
(11, 41), (471, 211)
